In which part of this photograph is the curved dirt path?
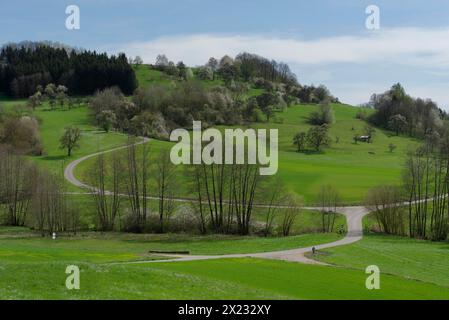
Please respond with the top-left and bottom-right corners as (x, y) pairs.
(115, 206), (369, 265)
(64, 139), (370, 265)
(64, 137), (150, 190)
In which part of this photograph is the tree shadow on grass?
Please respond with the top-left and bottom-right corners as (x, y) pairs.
(89, 130), (108, 135)
(40, 155), (68, 161)
(297, 150), (326, 155)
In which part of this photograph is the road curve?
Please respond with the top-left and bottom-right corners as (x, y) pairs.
(64, 139), (371, 265)
(64, 137), (150, 190)
(113, 206), (369, 265)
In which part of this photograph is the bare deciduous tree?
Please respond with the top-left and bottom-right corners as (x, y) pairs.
(31, 167), (79, 235)
(155, 150), (176, 232)
(365, 185), (404, 235)
(90, 152), (122, 231)
(316, 184), (340, 233)
(261, 177), (284, 236)
(124, 139), (150, 232)
(280, 195), (302, 237)
(0, 148), (35, 226)
(231, 163), (260, 235)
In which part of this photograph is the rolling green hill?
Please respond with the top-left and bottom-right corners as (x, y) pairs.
(75, 103), (418, 204)
(1, 65), (419, 204)
(259, 104), (418, 203)
(130, 66), (422, 203)
(0, 63), (444, 301)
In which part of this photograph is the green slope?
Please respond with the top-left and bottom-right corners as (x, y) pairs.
(1, 257), (447, 299)
(75, 103), (417, 204)
(310, 233), (449, 288)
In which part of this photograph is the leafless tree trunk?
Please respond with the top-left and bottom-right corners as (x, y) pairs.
(0, 149), (35, 226)
(91, 152), (122, 231)
(404, 147), (431, 238)
(231, 163), (259, 235)
(365, 185), (404, 235)
(189, 161), (260, 235)
(316, 184), (340, 233)
(31, 167), (78, 235)
(156, 150), (176, 233)
(261, 177), (284, 236)
(281, 196), (301, 236)
(429, 155), (448, 240)
(191, 165), (207, 234)
(124, 138), (150, 232)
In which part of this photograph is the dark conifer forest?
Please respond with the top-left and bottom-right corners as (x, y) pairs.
(0, 43), (137, 97)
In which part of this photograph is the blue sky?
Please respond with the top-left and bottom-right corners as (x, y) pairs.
(2, 0), (449, 108)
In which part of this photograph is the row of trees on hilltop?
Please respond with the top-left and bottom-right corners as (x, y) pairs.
(0, 42), (137, 98)
(153, 52), (298, 86)
(153, 52), (337, 105)
(234, 52), (298, 85)
(367, 83), (447, 138)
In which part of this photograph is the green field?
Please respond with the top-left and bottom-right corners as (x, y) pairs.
(1, 227), (448, 299)
(2, 66), (418, 204)
(2, 95), (351, 233)
(2, 257), (448, 299)
(310, 233), (449, 288)
(258, 104), (418, 204)
(33, 105), (130, 180)
(1, 66), (443, 300)
(132, 66), (418, 204)
(0, 227), (342, 260)
(134, 66), (175, 88)
(75, 103), (418, 204)
(134, 65), (225, 90)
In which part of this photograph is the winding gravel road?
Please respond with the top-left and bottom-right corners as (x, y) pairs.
(64, 138), (370, 265)
(112, 206), (369, 265)
(64, 137), (150, 191)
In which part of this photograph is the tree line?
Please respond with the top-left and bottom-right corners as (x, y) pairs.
(366, 131), (449, 241)
(154, 52), (337, 105)
(367, 83), (447, 138)
(90, 83), (250, 139)
(0, 42), (137, 98)
(87, 141), (304, 236)
(0, 147), (79, 234)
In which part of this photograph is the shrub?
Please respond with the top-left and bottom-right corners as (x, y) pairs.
(308, 103), (334, 125)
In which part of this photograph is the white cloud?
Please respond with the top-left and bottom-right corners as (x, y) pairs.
(114, 27), (449, 68)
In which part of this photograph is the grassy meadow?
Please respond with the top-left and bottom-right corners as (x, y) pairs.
(33, 105), (130, 183)
(0, 226), (448, 300)
(242, 103), (418, 204)
(0, 227), (342, 259)
(2, 254), (448, 299)
(1, 65), (445, 300)
(75, 102), (418, 204)
(310, 232), (449, 288)
(3, 66), (418, 203)
(80, 64), (420, 204)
